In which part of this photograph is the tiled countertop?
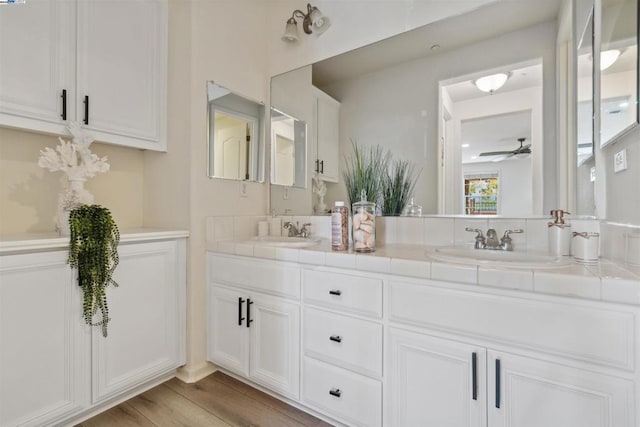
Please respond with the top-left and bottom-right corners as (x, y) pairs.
(207, 239), (640, 306)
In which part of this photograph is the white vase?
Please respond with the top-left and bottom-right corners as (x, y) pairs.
(56, 179), (94, 236)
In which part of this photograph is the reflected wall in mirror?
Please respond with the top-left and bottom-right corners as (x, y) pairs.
(576, 5), (596, 215)
(207, 81), (264, 181)
(270, 108), (307, 188)
(439, 61), (542, 216)
(600, 0), (639, 147)
(269, 0), (562, 216)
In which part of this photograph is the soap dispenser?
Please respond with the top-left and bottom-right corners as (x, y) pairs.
(548, 209), (571, 256)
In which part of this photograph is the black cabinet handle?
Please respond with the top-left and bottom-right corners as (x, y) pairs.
(329, 335), (342, 343)
(472, 352), (477, 401)
(238, 297), (245, 326)
(495, 358), (501, 409)
(83, 95), (89, 125)
(329, 388), (341, 398)
(329, 289), (342, 296)
(246, 299), (254, 328)
(320, 160), (324, 174)
(315, 159), (320, 173)
(61, 89), (67, 120)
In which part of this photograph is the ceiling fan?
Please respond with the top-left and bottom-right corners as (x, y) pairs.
(479, 137), (531, 159)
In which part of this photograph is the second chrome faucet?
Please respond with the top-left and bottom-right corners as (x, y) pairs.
(465, 227), (524, 251)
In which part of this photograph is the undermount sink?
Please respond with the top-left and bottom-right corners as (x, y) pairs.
(248, 236), (321, 248)
(426, 246), (572, 269)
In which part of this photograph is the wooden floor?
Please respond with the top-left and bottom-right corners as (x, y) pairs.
(77, 371), (333, 427)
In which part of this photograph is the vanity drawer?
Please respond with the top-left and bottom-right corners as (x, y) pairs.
(303, 269), (382, 317)
(208, 253), (300, 299)
(389, 279), (636, 371)
(303, 356), (382, 427)
(304, 307), (382, 378)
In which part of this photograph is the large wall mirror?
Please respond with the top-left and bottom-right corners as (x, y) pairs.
(269, 0), (564, 216)
(207, 81), (265, 181)
(600, 0), (639, 147)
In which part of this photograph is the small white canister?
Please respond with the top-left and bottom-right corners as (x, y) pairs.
(572, 232), (599, 263)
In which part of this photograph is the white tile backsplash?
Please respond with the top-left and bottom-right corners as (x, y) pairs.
(525, 218), (549, 252)
(424, 217), (455, 246)
(396, 217), (425, 245)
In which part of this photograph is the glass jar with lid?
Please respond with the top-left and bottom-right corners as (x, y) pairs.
(352, 191), (375, 252)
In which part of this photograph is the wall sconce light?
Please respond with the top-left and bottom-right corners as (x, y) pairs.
(474, 72), (511, 94)
(282, 3), (331, 42)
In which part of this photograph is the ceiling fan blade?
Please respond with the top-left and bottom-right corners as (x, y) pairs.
(479, 150), (512, 156)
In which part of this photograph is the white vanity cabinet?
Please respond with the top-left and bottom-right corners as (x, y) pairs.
(91, 240), (186, 403)
(0, 0), (167, 151)
(207, 254), (301, 399)
(301, 268), (383, 427)
(0, 250), (87, 427)
(312, 87), (340, 182)
(0, 235), (186, 427)
(386, 278), (636, 427)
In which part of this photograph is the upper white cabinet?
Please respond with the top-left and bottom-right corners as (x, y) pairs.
(0, 0), (167, 151)
(312, 87), (340, 182)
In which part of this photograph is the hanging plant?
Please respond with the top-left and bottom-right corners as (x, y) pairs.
(68, 205), (120, 337)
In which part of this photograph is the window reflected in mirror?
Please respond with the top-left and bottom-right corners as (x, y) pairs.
(207, 81), (264, 181)
(600, 0), (639, 147)
(271, 108), (307, 188)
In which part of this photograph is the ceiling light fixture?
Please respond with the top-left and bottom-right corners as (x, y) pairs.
(474, 72), (511, 94)
(282, 3), (331, 43)
(600, 49), (621, 70)
(462, 143), (470, 148)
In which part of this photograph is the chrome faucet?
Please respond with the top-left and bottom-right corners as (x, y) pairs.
(283, 221), (312, 238)
(465, 227), (524, 251)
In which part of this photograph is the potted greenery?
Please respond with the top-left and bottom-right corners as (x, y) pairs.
(68, 205), (120, 337)
(382, 159), (421, 216)
(342, 141), (390, 209)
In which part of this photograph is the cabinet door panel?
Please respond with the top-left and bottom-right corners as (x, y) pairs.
(488, 351), (634, 427)
(92, 241), (181, 403)
(386, 328), (486, 427)
(0, 0), (75, 133)
(313, 88), (340, 182)
(0, 251), (86, 427)
(77, 0), (166, 149)
(249, 293), (300, 399)
(207, 285), (249, 376)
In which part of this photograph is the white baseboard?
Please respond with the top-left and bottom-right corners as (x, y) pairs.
(175, 361), (217, 383)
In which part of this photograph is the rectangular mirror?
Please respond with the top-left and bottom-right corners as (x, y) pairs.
(600, 0), (639, 147)
(270, 107), (307, 188)
(270, 0), (562, 216)
(207, 81), (264, 181)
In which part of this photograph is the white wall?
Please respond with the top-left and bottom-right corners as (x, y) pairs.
(322, 21), (557, 214)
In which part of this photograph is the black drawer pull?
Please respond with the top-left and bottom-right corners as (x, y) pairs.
(329, 388), (341, 398)
(83, 95), (89, 125)
(61, 89), (67, 120)
(495, 358), (501, 409)
(238, 297), (245, 326)
(315, 159), (320, 173)
(329, 335), (342, 343)
(329, 289), (342, 296)
(472, 352), (477, 401)
(320, 160), (324, 174)
(246, 299), (254, 328)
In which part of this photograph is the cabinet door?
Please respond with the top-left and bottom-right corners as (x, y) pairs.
(488, 350), (634, 427)
(92, 240), (184, 403)
(0, 0), (75, 134)
(207, 285), (249, 377)
(77, 0), (167, 150)
(386, 328), (486, 427)
(314, 88), (340, 182)
(0, 251), (87, 427)
(249, 292), (300, 399)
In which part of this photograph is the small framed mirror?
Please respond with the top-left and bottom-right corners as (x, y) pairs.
(270, 107), (307, 188)
(600, 0), (639, 147)
(207, 81), (265, 181)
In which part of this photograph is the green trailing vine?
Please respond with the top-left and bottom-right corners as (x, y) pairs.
(68, 205), (120, 337)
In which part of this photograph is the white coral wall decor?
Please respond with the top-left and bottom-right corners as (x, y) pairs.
(37, 123), (110, 234)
